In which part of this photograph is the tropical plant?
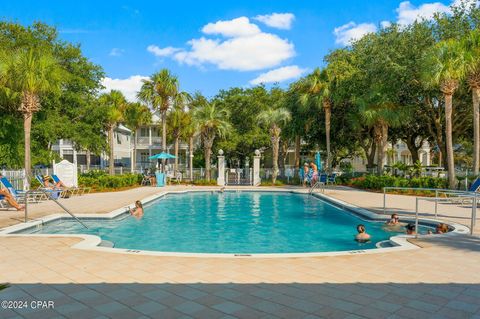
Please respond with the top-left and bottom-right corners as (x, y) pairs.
(98, 90), (127, 175)
(423, 39), (466, 188)
(463, 29), (480, 175)
(123, 102), (152, 170)
(0, 47), (64, 187)
(297, 68), (333, 171)
(194, 101), (231, 180)
(257, 107), (291, 183)
(167, 100), (191, 171)
(137, 69), (187, 171)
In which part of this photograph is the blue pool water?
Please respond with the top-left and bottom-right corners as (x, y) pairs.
(22, 192), (427, 254)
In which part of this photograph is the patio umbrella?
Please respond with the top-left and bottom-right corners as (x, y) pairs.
(315, 151), (322, 172)
(148, 152), (176, 160)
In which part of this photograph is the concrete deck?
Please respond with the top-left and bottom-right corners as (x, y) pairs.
(0, 185), (479, 319)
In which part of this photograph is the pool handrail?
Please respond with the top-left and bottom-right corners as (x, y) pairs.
(24, 189), (88, 229)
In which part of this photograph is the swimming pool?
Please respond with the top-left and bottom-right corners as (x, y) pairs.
(17, 191), (431, 254)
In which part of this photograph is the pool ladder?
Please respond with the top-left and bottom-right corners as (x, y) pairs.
(24, 189), (89, 229)
(309, 181), (325, 195)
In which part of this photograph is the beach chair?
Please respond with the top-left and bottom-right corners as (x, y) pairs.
(52, 174), (89, 195)
(0, 176), (43, 203)
(440, 178), (480, 205)
(327, 173), (337, 185)
(141, 174), (151, 186)
(33, 175), (64, 199)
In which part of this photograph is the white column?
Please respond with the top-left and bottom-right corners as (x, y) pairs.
(217, 150), (225, 186)
(253, 150), (261, 186)
(73, 148), (78, 166)
(149, 127), (152, 146)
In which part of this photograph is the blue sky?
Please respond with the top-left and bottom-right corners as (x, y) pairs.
(1, 0), (460, 99)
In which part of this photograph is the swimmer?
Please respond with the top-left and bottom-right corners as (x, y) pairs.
(129, 200), (144, 219)
(355, 224), (371, 242)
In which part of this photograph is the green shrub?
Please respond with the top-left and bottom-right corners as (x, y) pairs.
(348, 175), (447, 191)
(192, 179), (217, 186)
(79, 173), (142, 190)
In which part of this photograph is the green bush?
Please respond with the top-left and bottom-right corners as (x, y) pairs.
(192, 179), (217, 186)
(79, 173), (142, 190)
(348, 175), (447, 191)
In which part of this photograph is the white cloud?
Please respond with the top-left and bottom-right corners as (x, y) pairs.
(202, 17), (261, 37)
(380, 21), (392, 28)
(109, 48), (124, 56)
(173, 33), (294, 71)
(333, 22), (377, 46)
(396, 1), (450, 26)
(249, 65), (307, 85)
(253, 13), (295, 30)
(147, 45), (181, 57)
(101, 75), (149, 102)
(148, 16), (295, 71)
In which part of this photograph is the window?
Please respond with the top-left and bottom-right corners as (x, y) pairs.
(140, 152), (149, 163)
(117, 133), (121, 144)
(140, 127), (148, 137)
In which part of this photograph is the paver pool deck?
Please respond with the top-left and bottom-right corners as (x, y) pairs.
(0, 185), (479, 319)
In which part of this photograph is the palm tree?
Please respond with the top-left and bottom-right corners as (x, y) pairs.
(424, 39), (465, 188)
(298, 68), (332, 171)
(98, 90), (127, 175)
(138, 69), (186, 171)
(123, 102), (152, 171)
(194, 101), (231, 181)
(463, 29), (480, 175)
(0, 47), (63, 188)
(167, 103), (190, 172)
(257, 107), (291, 183)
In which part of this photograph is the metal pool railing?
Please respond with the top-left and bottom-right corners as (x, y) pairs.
(383, 186), (478, 235)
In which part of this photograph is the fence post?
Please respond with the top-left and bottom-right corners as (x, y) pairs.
(435, 189), (438, 218)
(383, 188), (386, 215)
(415, 197), (419, 239)
(471, 193), (477, 235)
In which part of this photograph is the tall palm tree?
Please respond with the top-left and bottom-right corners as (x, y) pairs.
(137, 69), (186, 171)
(0, 47), (63, 188)
(463, 29), (480, 175)
(123, 102), (152, 171)
(298, 68), (332, 171)
(167, 103), (190, 171)
(194, 101), (231, 180)
(424, 39), (465, 188)
(257, 107), (291, 183)
(99, 90), (127, 175)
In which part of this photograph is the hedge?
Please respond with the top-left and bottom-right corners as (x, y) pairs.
(79, 171), (142, 190)
(348, 175), (448, 191)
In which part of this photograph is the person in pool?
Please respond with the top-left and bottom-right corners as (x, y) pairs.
(355, 224), (371, 242)
(129, 200), (144, 219)
(405, 223), (416, 235)
(428, 223), (449, 234)
(386, 213), (400, 226)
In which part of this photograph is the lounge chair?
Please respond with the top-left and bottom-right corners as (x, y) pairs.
(0, 177), (43, 203)
(33, 175), (64, 199)
(51, 174), (89, 195)
(327, 173), (337, 185)
(440, 178), (480, 205)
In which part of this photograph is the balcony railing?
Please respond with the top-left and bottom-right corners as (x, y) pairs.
(136, 136), (162, 145)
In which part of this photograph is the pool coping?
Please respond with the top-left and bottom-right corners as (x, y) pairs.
(0, 188), (470, 258)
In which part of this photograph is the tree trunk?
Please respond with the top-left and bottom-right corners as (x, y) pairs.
(405, 137), (421, 164)
(324, 103), (331, 172)
(174, 136), (179, 172)
(271, 133), (280, 184)
(445, 94), (456, 189)
(161, 111), (167, 172)
(204, 135), (214, 180)
(374, 121), (388, 175)
(108, 125), (115, 175)
(132, 132), (136, 172)
(473, 87), (480, 175)
(294, 135), (300, 176)
(86, 149), (91, 170)
(189, 136), (194, 180)
(23, 112), (32, 189)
